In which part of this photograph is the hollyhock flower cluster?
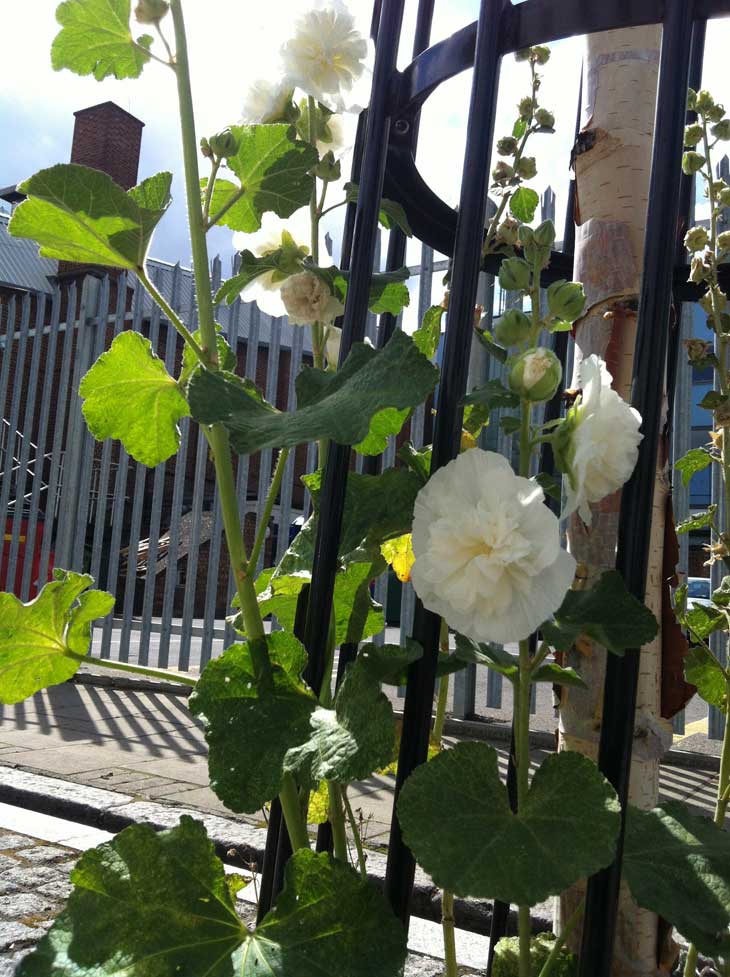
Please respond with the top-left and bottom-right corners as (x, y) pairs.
(410, 450), (576, 644)
(556, 355), (643, 524)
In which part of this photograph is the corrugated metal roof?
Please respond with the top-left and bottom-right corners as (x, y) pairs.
(0, 213), (57, 294)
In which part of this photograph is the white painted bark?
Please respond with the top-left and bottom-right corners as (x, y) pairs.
(557, 27), (673, 977)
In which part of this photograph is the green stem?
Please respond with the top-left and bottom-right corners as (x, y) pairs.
(247, 448), (290, 574)
(328, 782), (348, 862)
(537, 900), (584, 977)
(715, 675), (730, 826)
(308, 96), (320, 264)
(137, 266), (205, 361)
(432, 618), (450, 746)
(684, 945), (699, 977)
(154, 20), (175, 64)
(206, 186), (246, 232)
(441, 890), (458, 977)
(202, 157), (221, 224)
(342, 787), (368, 880)
(516, 639), (533, 977)
(72, 653), (196, 686)
(280, 772), (310, 851)
(519, 401), (532, 478)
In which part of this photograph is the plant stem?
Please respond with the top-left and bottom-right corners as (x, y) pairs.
(432, 618), (450, 746)
(684, 945), (699, 977)
(137, 266), (205, 361)
(519, 401), (532, 478)
(308, 96), (320, 264)
(715, 675), (730, 827)
(441, 890), (458, 977)
(71, 653), (196, 686)
(206, 186), (247, 232)
(247, 448), (290, 574)
(516, 637), (533, 977)
(537, 899), (584, 977)
(202, 158), (221, 224)
(280, 772), (310, 851)
(154, 20), (176, 64)
(342, 787), (368, 880)
(328, 782), (348, 862)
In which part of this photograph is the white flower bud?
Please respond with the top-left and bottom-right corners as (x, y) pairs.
(280, 271), (344, 326)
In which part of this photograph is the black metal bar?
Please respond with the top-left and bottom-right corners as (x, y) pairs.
(301, 0), (407, 693)
(384, 0), (507, 926)
(578, 2), (695, 971)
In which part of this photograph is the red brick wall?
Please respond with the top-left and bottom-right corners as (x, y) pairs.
(69, 102), (144, 191)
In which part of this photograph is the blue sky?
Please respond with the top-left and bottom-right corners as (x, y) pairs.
(1, 1), (729, 301)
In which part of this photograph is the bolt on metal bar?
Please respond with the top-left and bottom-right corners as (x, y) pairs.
(384, 0), (507, 926)
(578, 2), (696, 970)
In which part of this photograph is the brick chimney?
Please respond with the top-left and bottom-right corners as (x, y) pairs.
(57, 102), (145, 281)
(70, 102), (144, 190)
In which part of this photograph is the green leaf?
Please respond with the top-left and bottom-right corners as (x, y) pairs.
(685, 603), (726, 640)
(535, 471), (562, 503)
(510, 186), (540, 223)
(52, 0), (152, 81)
(454, 633), (519, 681)
(9, 165), (171, 270)
(211, 125), (317, 233)
(513, 119), (528, 139)
(492, 935), (577, 977)
(699, 390), (726, 410)
(179, 327), (236, 386)
(397, 743), (620, 906)
(80, 331), (189, 467)
(463, 402), (490, 438)
(354, 407), (411, 456)
(356, 640), (423, 684)
(0, 571), (114, 705)
(366, 275), (410, 316)
(252, 849), (407, 977)
(412, 305), (444, 359)
(500, 415), (522, 435)
(189, 634), (316, 813)
(548, 319), (573, 333)
(676, 505), (717, 534)
(285, 655), (395, 785)
(675, 448), (713, 486)
(215, 245), (308, 305)
(189, 330), (438, 456)
(684, 645), (728, 710)
(541, 570), (658, 656)
(623, 802), (730, 956)
(397, 441), (431, 485)
(344, 183), (412, 236)
(713, 576), (730, 607)
(474, 328), (508, 363)
(20, 820), (407, 977)
(532, 662), (587, 689)
(462, 378), (520, 412)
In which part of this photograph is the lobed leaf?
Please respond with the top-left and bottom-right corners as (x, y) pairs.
(675, 448), (713, 486)
(80, 331), (189, 467)
(624, 802), (730, 956)
(52, 0), (152, 81)
(188, 330), (438, 457)
(0, 571), (114, 705)
(9, 165), (171, 270)
(684, 645), (728, 710)
(541, 570), (658, 656)
(397, 743), (620, 906)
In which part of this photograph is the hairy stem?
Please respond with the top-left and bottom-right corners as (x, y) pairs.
(71, 653), (196, 686)
(280, 772), (310, 851)
(202, 158), (221, 224)
(137, 266), (205, 360)
(537, 899), (584, 977)
(441, 890), (458, 977)
(328, 782), (348, 862)
(517, 638), (533, 977)
(342, 787), (368, 880)
(432, 618), (450, 745)
(247, 448), (290, 574)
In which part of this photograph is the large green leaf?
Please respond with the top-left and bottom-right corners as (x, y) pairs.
(248, 849), (407, 977)
(188, 330), (438, 456)
(80, 331), (190, 467)
(285, 656), (395, 784)
(624, 802), (730, 955)
(9, 166), (172, 270)
(541, 571), (658, 656)
(207, 125), (317, 233)
(0, 571), (114, 705)
(684, 645), (728, 710)
(20, 820), (407, 977)
(412, 305), (444, 359)
(189, 635), (316, 813)
(354, 407), (411, 456)
(675, 448), (713, 486)
(509, 187), (540, 223)
(397, 743), (620, 906)
(52, 0), (152, 81)
(454, 634), (519, 681)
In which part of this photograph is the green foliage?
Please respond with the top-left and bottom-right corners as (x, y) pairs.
(52, 0), (153, 81)
(344, 182), (412, 236)
(189, 634), (316, 813)
(397, 742), (620, 906)
(509, 186), (540, 223)
(354, 407), (411, 456)
(455, 634), (519, 681)
(677, 505), (717, 534)
(206, 125), (317, 232)
(531, 662), (587, 689)
(684, 645), (728, 710)
(462, 378), (520, 412)
(9, 166), (172, 270)
(492, 934), (577, 977)
(355, 640), (423, 684)
(188, 331), (437, 457)
(675, 447), (713, 486)
(20, 818), (407, 977)
(0, 571), (114, 705)
(684, 603), (726, 640)
(80, 331), (189, 466)
(285, 655), (395, 785)
(397, 441), (431, 484)
(624, 802), (730, 956)
(216, 245), (308, 304)
(412, 305), (444, 359)
(541, 570), (658, 656)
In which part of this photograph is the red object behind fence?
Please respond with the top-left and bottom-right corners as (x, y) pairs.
(1, 516), (54, 598)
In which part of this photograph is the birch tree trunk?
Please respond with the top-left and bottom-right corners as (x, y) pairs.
(557, 27), (674, 977)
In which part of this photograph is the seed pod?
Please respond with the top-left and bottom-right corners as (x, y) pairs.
(208, 128), (239, 160)
(499, 257), (531, 293)
(508, 347), (562, 402)
(684, 226), (710, 252)
(494, 308), (532, 347)
(547, 280), (586, 323)
(134, 0), (169, 23)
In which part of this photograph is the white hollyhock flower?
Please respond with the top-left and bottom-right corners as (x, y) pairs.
(281, 1), (368, 108)
(559, 355), (643, 524)
(325, 324), (342, 367)
(411, 450), (576, 644)
(241, 79), (293, 124)
(232, 209), (311, 318)
(281, 271), (344, 325)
